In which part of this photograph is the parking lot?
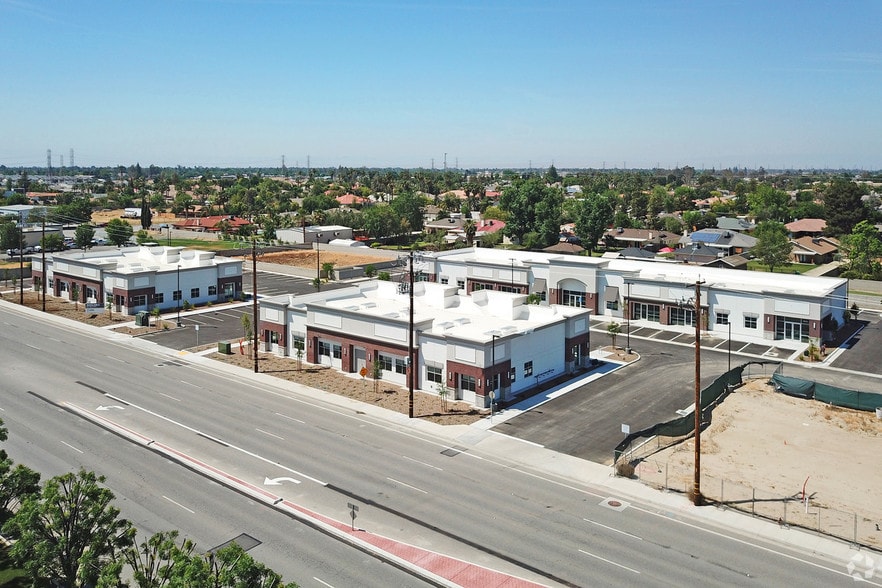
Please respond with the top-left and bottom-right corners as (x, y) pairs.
(138, 269), (352, 350)
(493, 315), (882, 464)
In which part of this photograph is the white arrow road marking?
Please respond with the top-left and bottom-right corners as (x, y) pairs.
(96, 405), (125, 411)
(264, 476), (301, 486)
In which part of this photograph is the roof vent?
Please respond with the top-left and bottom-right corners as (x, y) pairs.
(616, 227), (624, 233)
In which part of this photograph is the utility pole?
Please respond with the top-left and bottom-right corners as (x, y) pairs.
(18, 211), (24, 305)
(408, 251), (415, 418)
(252, 238), (259, 373)
(693, 278), (705, 506)
(41, 214), (46, 312)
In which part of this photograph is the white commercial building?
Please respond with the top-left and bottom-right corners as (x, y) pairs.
(421, 248), (849, 346)
(33, 246), (243, 315)
(259, 280), (592, 407)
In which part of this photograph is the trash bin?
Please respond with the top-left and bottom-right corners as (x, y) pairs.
(218, 341), (232, 355)
(135, 311), (149, 327)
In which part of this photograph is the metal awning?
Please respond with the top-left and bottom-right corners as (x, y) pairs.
(531, 278), (547, 293)
(603, 286), (619, 302)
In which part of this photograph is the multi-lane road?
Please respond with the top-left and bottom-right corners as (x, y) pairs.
(0, 302), (870, 587)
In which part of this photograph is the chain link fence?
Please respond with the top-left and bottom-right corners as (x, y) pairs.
(629, 459), (880, 548)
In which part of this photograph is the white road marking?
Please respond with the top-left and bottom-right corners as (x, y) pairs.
(387, 477), (428, 494)
(84, 365), (103, 372)
(162, 495), (195, 514)
(578, 549), (641, 574)
(313, 577), (335, 588)
(402, 454), (443, 471)
(104, 394), (326, 486)
(25, 343), (40, 350)
(107, 356), (125, 363)
(61, 441), (84, 453)
(275, 412), (306, 424)
(179, 380), (200, 388)
(159, 392), (181, 402)
(634, 505), (865, 582)
(256, 428), (284, 440)
(584, 518), (643, 540)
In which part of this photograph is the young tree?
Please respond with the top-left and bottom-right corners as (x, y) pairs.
(752, 221), (792, 274)
(364, 264), (377, 279)
(321, 261), (335, 281)
(294, 340), (304, 371)
(3, 469), (135, 588)
(607, 321), (621, 349)
(71, 283), (80, 310)
(105, 218), (134, 246)
(75, 223), (96, 250)
(436, 382), (450, 412)
(151, 305), (162, 328)
(371, 356), (383, 395)
(41, 233), (65, 252)
(241, 312), (254, 359)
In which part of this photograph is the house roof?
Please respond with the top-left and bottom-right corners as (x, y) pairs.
(716, 217), (755, 231)
(613, 247), (657, 259)
(791, 235), (838, 255)
(335, 193), (368, 206)
(172, 215), (251, 231)
(785, 218), (827, 233)
(603, 228), (678, 245)
(682, 228), (757, 249)
(542, 242), (584, 254)
(426, 217), (466, 230)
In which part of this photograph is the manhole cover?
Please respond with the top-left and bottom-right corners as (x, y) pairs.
(600, 497), (630, 512)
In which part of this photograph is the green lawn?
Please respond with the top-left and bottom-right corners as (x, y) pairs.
(746, 261), (815, 274)
(162, 238), (245, 251)
(0, 547), (30, 587)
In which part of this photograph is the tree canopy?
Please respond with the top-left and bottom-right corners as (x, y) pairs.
(3, 469), (135, 587)
(839, 220), (882, 279)
(823, 179), (869, 237)
(573, 192), (615, 255)
(105, 218), (134, 246)
(752, 221), (792, 273)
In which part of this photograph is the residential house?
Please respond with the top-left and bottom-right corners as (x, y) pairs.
(790, 236), (839, 265)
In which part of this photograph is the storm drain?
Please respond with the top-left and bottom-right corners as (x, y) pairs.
(209, 533), (261, 553)
(441, 446), (467, 457)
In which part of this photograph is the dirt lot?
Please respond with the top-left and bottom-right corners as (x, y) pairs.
(210, 348), (485, 425)
(260, 249), (392, 270)
(91, 209), (179, 227)
(646, 379), (882, 546)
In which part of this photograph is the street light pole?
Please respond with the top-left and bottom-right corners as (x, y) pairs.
(509, 258), (515, 292)
(491, 333), (498, 398)
(176, 264), (182, 327)
(626, 282), (631, 352)
(408, 251), (415, 418)
(315, 233), (323, 291)
(252, 238), (259, 373)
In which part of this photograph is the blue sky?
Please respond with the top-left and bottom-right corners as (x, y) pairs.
(2, 0), (881, 170)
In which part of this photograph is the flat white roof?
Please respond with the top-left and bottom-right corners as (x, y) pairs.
(437, 247), (846, 298)
(50, 246), (238, 274)
(310, 280), (588, 344)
